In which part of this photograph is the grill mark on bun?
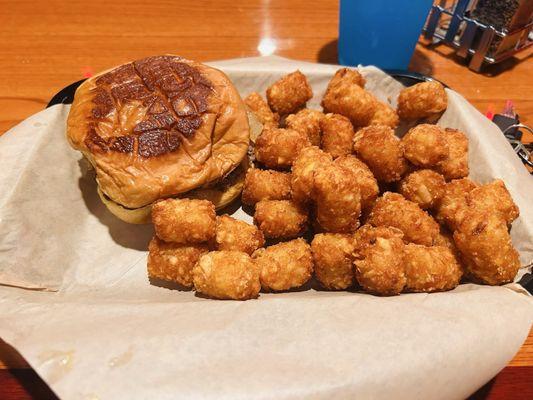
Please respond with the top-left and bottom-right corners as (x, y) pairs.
(86, 55), (213, 157)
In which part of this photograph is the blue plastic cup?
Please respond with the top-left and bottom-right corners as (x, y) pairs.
(338, 0), (434, 69)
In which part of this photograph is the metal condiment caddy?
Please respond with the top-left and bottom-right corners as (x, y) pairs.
(423, 0), (533, 71)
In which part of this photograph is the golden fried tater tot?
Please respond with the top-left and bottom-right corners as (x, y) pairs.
(266, 70), (313, 115)
(353, 226), (406, 295)
(244, 92), (280, 129)
(368, 192), (440, 246)
(326, 67), (366, 89)
(254, 200), (308, 239)
(215, 215), (265, 255)
(147, 236), (209, 287)
(403, 244), (462, 293)
(466, 180), (519, 226)
(398, 169), (446, 210)
(313, 162), (361, 233)
(285, 108), (324, 146)
(353, 125), (408, 183)
(368, 100), (400, 129)
(334, 155), (379, 215)
(253, 238), (313, 291)
(192, 251), (260, 300)
(320, 113), (355, 158)
(434, 178), (478, 231)
(453, 212), (520, 285)
(397, 81), (447, 121)
(254, 127), (311, 169)
(354, 224), (404, 251)
(152, 198), (216, 244)
(241, 168), (291, 206)
(435, 128), (469, 180)
(321, 69), (377, 127)
(311, 233), (356, 290)
(290, 146), (333, 204)
(401, 124), (449, 168)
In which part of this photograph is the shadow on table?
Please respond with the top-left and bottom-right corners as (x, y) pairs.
(317, 39), (339, 64)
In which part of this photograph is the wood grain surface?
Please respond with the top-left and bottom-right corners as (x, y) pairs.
(0, 0), (532, 398)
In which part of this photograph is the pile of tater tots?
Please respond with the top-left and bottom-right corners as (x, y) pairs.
(147, 68), (521, 300)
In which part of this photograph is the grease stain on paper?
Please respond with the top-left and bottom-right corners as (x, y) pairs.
(38, 350), (74, 383)
(108, 347), (134, 368)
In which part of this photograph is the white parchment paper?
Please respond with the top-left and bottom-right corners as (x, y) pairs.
(0, 56), (532, 400)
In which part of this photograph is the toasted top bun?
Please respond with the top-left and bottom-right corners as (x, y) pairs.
(67, 55), (250, 209)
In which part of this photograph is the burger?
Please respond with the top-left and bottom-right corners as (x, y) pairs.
(66, 55), (254, 224)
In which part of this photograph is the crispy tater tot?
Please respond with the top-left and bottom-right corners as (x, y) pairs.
(147, 236), (209, 287)
(215, 215), (265, 255)
(435, 228), (464, 266)
(266, 70), (313, 115)
(313, 162), (361, 233)
(192, 251), (260, 300)
(320, 113), (355, 158)
(152, 198), (216, 244)
(334, 155), (379, 215)
(253, 238), (313, 291)
(434, 178), (478, 231)
(312, 233), (356, 290)
(397, 81), (447, 121)
(403, 244), (462, 293)
(368, 100), (400, 129)
(244, 92), (280, 129)
(454, 212), (520, 285)
(398, 169), (446, 210)
(254, 127), (311, 169)
(401, 124), (449, 168)
(326, 67), (366, 89)
(353, 226), (406, 295)
(290, 146), (333, 204)
(285, 108), (324, 146)
(254, 200), (308, 239)
(353, 125), (408, 182)
(466, 180), (519, 226)
(435, 128), (469, 180)
(241, 168), (291, 206)
(321, 69), (377, 127)
(368, 192), (440, 246)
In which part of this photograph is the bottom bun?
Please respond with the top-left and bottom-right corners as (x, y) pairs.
(98, 158), (249, 224)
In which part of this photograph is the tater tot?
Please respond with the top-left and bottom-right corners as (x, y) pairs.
(354, 224), (405, 251)
(147, 236), (209, 287)
(326, 67), (366, 89)
(397, 81), (448, 121)
(334, 155), (379, 214)
(368, 100), (400, 129)
(311, 233), (356, 290)
(435, 128), (469, 180)
(254, 127), (311, 169)
(403, 244), (462, 293)
(254, 200), (308, 239)
(321, 69), (377, 127)
(253, 238), (313, 291)
(353, 125), (408, 183)
(320, 113), (355, 158)
(290, 146), (333, 204)
(398, 169), (446, 210)
(313, 162), (361, 233)
(454, 212), (520, 285)
(241, 168), (291, 206)
(244, 92), (280, 129)
(401, 124), (449, 168)
(285, 108), (324, 146)
(466, 180), (519, 226)
(192, 251), (260, 300)
(353, 226), (406, 295)
(266, 70), (313, 115)
(152, 198), (216, 244)
(435, 178), (478, 231)
(368, 192), (440, 246)
(215, 215), (265, 255)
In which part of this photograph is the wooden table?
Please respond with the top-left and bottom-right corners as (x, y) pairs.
(0, 1), (531, 398)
